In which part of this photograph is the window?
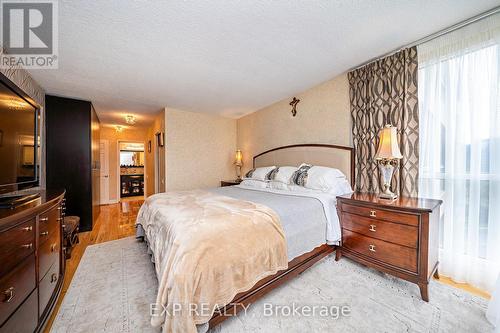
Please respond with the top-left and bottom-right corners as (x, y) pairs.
(418, 15), (500, 292)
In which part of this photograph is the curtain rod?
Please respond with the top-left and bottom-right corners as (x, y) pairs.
(349, 6), (500, 71)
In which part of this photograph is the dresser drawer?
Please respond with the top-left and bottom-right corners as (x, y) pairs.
(39, 230), (60, 281)
(341, 202), (419, 227)
(0, 255), (36, 326)
(39, 260), (60, 317)
(0, 289), (37, 333)
(342, 213), (418, 248)
(343, 229), (418, 273)
(0, 219), (35, 278)
(39, 206), (61, 245)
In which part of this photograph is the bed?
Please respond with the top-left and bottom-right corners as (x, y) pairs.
(136, 144), (354, 332)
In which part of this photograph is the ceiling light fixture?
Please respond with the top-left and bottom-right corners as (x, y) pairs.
(125, 115), (136, 125)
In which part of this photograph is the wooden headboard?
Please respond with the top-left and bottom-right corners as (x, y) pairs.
(253, 144), (355, 185)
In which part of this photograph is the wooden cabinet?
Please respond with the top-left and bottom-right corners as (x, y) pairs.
(336, 192), (442, 302)
(0, 190), (65, 332)
(46, 95), (100, 232)
(120, 174), (144, 197)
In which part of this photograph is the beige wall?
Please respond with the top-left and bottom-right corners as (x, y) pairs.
(145, 110), (165, 197)
(165, 108), (237, 191)
(237, 73), (351, 173)
(100, 126), (147, 202)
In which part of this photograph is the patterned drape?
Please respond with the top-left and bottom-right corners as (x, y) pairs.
(348, 47), (419, 197)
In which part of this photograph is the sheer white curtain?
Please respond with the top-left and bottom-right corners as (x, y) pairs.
(418, 14), (500, 293)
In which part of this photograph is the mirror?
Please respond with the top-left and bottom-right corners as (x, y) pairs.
(120, 151), (144, 167)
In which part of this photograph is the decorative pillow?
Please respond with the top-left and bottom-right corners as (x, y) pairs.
(245, 166), (277, 181)
(273, 166), (299, 184)
(291, 164), (312, 186)
(267, 167), (280, 181)
(245, 168), (255, 178)
(240, 179), (269, 189)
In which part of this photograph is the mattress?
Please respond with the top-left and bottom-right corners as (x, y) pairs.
(210, 185), (339, 260)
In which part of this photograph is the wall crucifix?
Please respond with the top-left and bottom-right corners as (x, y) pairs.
(289, 97), (300, 117)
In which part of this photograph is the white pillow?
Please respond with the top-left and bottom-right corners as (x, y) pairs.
(269, 181), (291, 191)
(304, 166), (350, 194)
(246, 166), (276, 181)
(240, 179), (269, 189)
(273, 166), (298, 184)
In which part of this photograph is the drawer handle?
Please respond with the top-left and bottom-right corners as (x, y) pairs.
(40, 217), (48, 222)
(41, 231), (49, 236)
(50, 273), (57, 283)
(369, 210), (376, 217)
(369, 244), (376, 252)
(369, 224), (376, 232)
(21, 243), (33, 250)
(2, 287), (14, 303)
(21, 226), (33, 232)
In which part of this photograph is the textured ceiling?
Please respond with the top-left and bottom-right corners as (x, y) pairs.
(27, 0), (498, 126)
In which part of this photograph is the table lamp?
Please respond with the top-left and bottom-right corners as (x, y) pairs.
(375, 124), (403, 200)
(234, 150), (243, 181)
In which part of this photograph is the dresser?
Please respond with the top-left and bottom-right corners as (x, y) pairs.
(0, 190), (65, 333)
(336, 193), (442, 301)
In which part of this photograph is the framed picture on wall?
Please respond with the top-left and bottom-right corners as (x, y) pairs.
(155, 132), (164, 147)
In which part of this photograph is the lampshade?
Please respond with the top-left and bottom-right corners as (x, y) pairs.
(375, 125), (403, 160)
(235, 150), (243, 166)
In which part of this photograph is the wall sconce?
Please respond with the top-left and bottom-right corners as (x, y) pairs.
(289, 97), (300, 117)
(115, 125), (123, 133)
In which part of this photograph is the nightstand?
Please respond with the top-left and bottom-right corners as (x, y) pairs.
(220, 179), (242, 187)
(336, 192), (442, 302)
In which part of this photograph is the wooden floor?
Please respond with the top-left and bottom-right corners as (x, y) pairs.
(44, 200), (142, 333)
(44, 198), (490, 332)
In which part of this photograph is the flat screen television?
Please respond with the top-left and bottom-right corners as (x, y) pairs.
(0, 73), (40, 195)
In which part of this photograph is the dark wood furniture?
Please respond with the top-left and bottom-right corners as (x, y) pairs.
(120, 174), (144, 197)
(0, 190), (65, 333)
(62, 216), (80, 259)
(336, 192), (442, 302)
(209, 143), (354, 327)
(45, 95), (100, 232)
(220, 179), (242, 187)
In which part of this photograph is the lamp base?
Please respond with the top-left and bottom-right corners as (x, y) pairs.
(379, 190), (398, 200)
(378, 159), (398, 200)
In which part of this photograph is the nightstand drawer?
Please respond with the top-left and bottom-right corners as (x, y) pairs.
(342, 213), (418, 248)
(341, 203), (419, 227)
(343, 229), (418, 273)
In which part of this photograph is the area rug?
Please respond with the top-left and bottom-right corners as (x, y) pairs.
(50, 237), (494, 333)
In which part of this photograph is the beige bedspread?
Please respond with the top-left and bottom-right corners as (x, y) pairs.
(136, 190), (288, 333)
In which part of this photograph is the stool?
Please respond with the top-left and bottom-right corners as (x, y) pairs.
(63, 216), (80, 259)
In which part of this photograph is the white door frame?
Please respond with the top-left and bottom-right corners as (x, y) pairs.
(117, 140), (147, 201)
(99, 139), (110, 204)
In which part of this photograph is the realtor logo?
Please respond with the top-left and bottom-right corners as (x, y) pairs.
(0, 0), (58, 68)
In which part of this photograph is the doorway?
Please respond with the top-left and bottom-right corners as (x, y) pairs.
(99, 140), (110, 204)
(118, 141), (145, 201)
